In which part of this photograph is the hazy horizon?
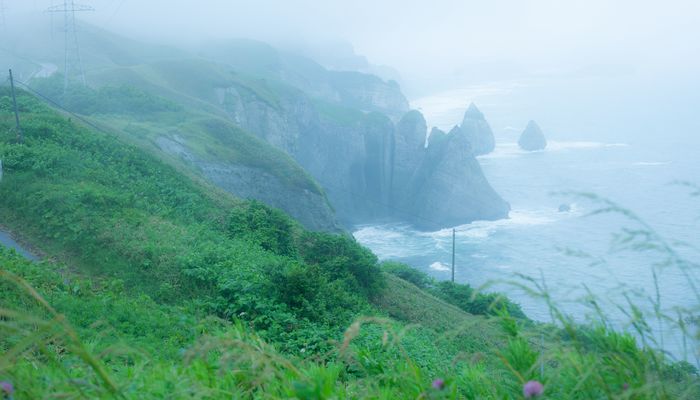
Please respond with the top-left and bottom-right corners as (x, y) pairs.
(3, 0), (700, 141)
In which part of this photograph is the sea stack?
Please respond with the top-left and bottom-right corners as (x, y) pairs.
(518, 120), (547, 151)
(404, 120), (511, 231)
(460, 103), (496, 156)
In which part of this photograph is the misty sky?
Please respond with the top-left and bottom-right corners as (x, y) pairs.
(9, 1), (698, 81)
(6, 0), (700, 138)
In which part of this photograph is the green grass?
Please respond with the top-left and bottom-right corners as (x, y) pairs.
(1, 89), (699, 399)
(28, 72), (324, 195)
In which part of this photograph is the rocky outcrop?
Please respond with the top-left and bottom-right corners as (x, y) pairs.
(219, 80), (397, 225)
(403, 123), (510, 230)
(327, 72), (409, 119)
(10, 24), (504, 232)
(199, 163), (341, 232)
(518, 120), (547, 151)
(295, 112), (395, 225)
(200, 40), (410, 119)
(428, 127), (449, 148)
(154, 135), (341, 232)
(218, 86), (510, 230)
(391, 111), (427, 207)
(458, 103), (496, 156)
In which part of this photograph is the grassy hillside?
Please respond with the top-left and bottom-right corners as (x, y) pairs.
(29, 74), (323, 195)
(0, 88), (698, 398)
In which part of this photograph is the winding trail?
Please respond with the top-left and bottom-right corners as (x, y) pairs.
(0, 230), (39, 261)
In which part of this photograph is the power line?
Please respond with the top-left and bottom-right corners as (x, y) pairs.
(12, 78), (105, 135)
(106, 0), (125, 25)
(46, 1), (95, 93)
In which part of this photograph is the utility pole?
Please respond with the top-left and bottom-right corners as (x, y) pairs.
(9, 69), (22, 143)
(46, 1), (94, 92)
(451, 228), (456, 283)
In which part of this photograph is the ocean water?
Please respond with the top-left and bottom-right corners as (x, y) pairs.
(354, 128), (700, 359)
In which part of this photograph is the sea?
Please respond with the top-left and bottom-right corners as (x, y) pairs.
(354, 78), (700, 361)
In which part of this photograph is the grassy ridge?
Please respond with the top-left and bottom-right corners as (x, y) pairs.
(29, 74), (323, 194)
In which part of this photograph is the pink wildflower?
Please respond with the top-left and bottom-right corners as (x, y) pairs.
(0, 381), (13, 397)
(523, 380), (544, 398)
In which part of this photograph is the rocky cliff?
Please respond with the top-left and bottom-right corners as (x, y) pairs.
(199, 39), (410, 119)
(457, 103), (496, 156)
(23, 23), (507, 231)
(391, 111), (428, 208)
(219, 81), (510, 229)
(518, 120), (547, 151)
(100, 56), (508, 230)
(405, 123), (510, 230)
(154, 132), (341, 232)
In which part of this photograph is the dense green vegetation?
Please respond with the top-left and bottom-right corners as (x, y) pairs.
(31, 74), (182, 116)
(1, 88), (699, 398)
(381, 261), (526, 319)
(0, 87), (375, 351)
(28, 72), (324, 195)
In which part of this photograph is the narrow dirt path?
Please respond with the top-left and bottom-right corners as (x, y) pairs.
(0, 230), (39, 261)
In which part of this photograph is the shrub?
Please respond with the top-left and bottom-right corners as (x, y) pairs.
(300, 231), (384, 295)
(381, 261), (434, 289)
(227, 200), (298, 257)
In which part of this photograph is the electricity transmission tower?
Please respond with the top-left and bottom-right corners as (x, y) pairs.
(47, 1), (94, 92)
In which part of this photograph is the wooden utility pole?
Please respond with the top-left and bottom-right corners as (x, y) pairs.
(8, 69), (22, 143)
(451, 228), (456, 283)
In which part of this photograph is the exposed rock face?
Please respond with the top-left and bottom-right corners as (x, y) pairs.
(219, 87), (510, 230)
(428, 127), (448, 148)
(391, 111), (427, 207)
(199, 163), (341, 232)
(296, 112), (395, 225)
(9, 26), (502, 232)
(518, 120), (547, 151)
(327, 72), (409, 119)
(200, 40), (410, 119)
(459, 103), (496, 156)
(220, 80), (398, 226)
(213, 74), (512, 231)
(404, 124), (510, 230)
(154, 136), (341, 232)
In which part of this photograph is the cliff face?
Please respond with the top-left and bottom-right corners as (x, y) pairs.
(405, 125), (510, 230)
(200, 40), (410, 119)
(220, 83), (510, 229)
(94, 54), (507, 230)
(12, 24), (505, 232)
(391, 111), (427, 209)
(153, 129), (341, 233)
(199, 163), (340, 232)
(327, 72), (409, 119)
(458, 103), (496, 156)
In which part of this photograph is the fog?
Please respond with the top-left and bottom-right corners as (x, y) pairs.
(8, 2), (700, 78)
(5, 0), (700, 138)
